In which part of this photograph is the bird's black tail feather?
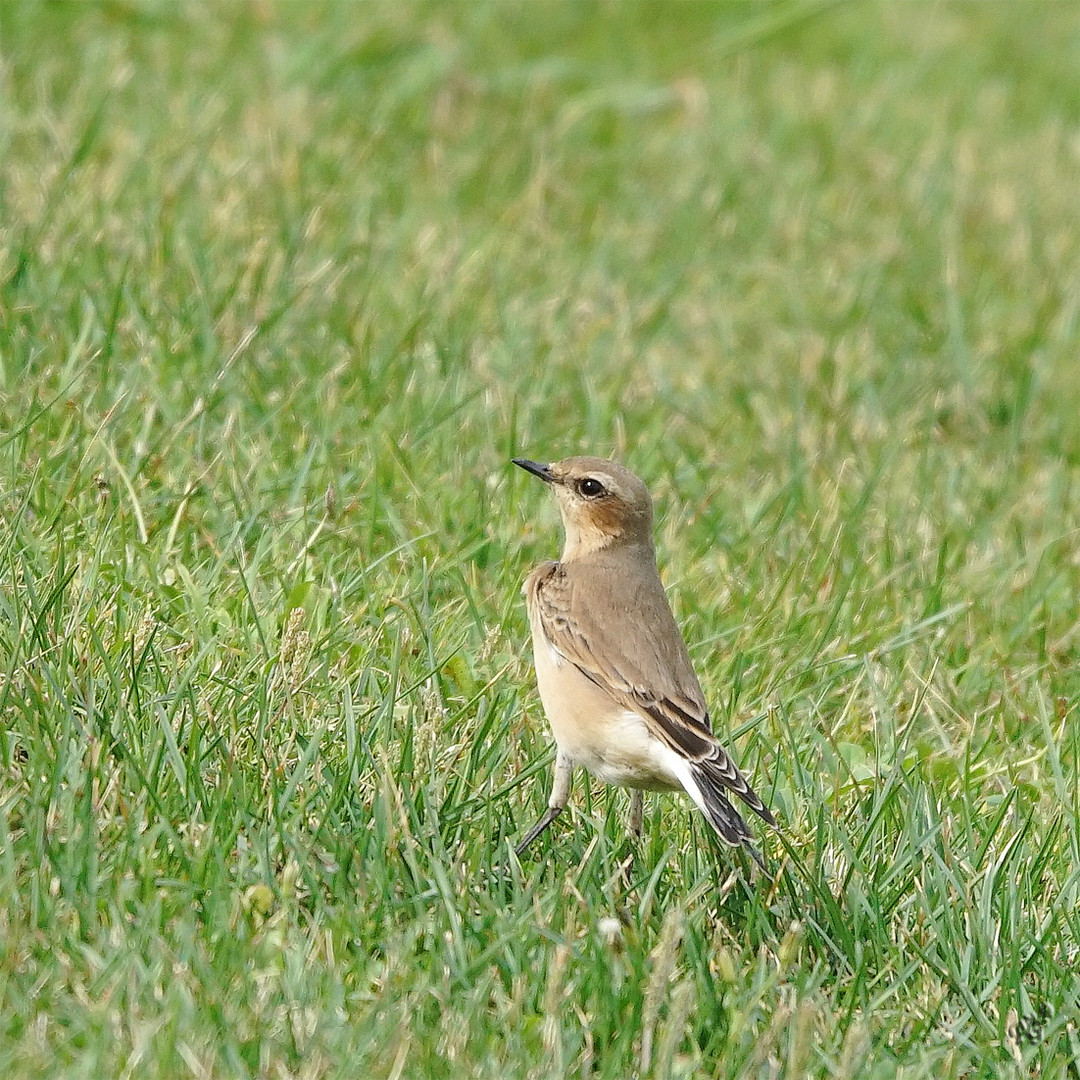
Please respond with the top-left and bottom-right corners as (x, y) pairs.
(690, 760), (769, 870)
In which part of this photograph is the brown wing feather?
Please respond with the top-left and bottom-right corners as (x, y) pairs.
(528, 557), (775, 826)
(530, 556), (713, 755)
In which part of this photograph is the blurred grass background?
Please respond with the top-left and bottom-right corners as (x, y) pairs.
(2, 2), (1079, 1077)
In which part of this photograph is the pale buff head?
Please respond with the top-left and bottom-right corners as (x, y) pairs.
(513, 455), (654, 559)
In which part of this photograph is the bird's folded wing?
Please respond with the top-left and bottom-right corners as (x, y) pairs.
(532, 564), (716, 760)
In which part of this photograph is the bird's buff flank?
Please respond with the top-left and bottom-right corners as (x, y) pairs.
(512, 455), (775, 868)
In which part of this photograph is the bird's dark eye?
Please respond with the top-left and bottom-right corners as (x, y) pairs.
(578, 477), (606, 498)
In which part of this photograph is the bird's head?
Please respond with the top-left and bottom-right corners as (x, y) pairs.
(513, 455), (654, 559)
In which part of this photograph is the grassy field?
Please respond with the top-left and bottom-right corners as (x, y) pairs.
(2, 2), (1080, 1076)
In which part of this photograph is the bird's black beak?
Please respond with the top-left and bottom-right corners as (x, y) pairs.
(512, 458), (556, 483)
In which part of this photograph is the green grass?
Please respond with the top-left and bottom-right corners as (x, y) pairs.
(2, 1), (1080, 1076)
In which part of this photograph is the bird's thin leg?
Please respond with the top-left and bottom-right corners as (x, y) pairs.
(628, 789), (644, 837)
(516, 751), (572, 854)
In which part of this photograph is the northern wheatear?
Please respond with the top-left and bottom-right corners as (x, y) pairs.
(512, 456), (774, 866)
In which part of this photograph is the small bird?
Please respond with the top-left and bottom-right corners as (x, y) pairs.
(512, 455), (775, 867)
